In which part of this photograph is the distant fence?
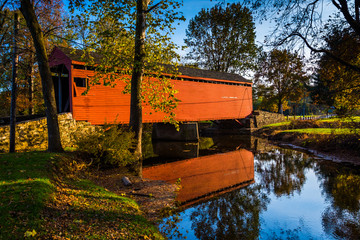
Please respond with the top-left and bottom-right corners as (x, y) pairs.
(286, 114), (336, 121)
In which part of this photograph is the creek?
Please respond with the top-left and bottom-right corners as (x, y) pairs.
(143, 135), (360, 240)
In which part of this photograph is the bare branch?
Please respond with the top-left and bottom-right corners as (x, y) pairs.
(146, 1), (161, 13)
(356, 0), (360, 23)
(0, 0), (9, 11)
(293, 32), (360, 72)
(336, 0), (360, 36)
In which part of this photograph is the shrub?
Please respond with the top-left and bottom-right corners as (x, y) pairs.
(75, 124), (136, 168)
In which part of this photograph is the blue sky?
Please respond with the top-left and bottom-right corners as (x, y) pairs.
(172, 0), (337, 58)
(64, 0), (336, 60)
(172, 0), (272, 57)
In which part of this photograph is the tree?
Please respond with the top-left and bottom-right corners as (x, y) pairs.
(70, 0), (184, 174)
(9, 12), (19, 153)
(254, 49), (308, 114)
(1, 0), (64, 116)
(241, 0), (360, 73)
(20, 0), (63, 152)
(184, 3), (258, 74)
(316, 26), (360, 116)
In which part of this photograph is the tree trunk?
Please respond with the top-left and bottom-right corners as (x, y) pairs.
(129, 0), (149, 176)
(9, 12), (19, 153)
(27, 56), (34, 115)
(278, 98), (283, 114)
(20, 0), (63, 152)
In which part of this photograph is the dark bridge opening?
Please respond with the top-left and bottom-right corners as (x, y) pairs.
(51, 64), (70, 113)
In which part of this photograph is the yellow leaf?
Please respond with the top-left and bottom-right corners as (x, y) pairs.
(24, 229), (37, 238)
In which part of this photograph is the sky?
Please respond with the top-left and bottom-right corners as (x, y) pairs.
(171, 0), (338, 59)
(63, 0), (337, 66)
(171, 0), (273, 57)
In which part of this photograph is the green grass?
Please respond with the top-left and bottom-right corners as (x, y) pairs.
(0, 152), (164, 239)
(319, 116), (360, 123)
(0, 152), (54, 239)
(283, 128), (360, 135)
(262, 116), (360, 129)
(262, 121), (291, 128)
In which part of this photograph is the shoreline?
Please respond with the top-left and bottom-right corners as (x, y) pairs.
(88, 168), (178, 223)
(252, 128), (360, 166)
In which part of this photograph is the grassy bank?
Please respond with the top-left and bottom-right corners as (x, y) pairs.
(254, 117), (360, 157)
(0, 152), (163, 239)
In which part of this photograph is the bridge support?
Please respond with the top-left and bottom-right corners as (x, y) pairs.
(152, 122), (199, 141)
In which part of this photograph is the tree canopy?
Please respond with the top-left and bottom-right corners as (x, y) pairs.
(254, 49), (309, 114)
(184, 3), (258, 74)
(315, 24), (360, 116)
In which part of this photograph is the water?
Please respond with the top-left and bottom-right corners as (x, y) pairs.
(143, 136), (360, 240)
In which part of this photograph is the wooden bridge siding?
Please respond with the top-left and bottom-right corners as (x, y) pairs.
(71, 74), (252, 124)
(143, 149), (254, 203)
(72, 85), (132, 125)
(172, 79), (252, 122)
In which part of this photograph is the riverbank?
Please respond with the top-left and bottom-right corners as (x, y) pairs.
(0, 152), (174, 239)
(253, 117), (360, 165)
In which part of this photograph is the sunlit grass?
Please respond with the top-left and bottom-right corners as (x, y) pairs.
(283, 128), (360, 135)
(319, 116), (360, 123)
(261, 116), (360, 130)
(262, 121), (291, 128)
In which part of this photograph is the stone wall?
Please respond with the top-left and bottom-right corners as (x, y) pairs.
(252, 110), (286, 128)
(0, 113), (96, 152)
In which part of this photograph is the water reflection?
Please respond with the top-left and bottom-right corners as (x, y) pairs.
(255, 149), (314, 196)
(143, 149), (254, 206)
(316, 161), (360, 239)
(153, 141), (199, 159)
(188, 184), (269, 240)
(144, 136), (360, 239)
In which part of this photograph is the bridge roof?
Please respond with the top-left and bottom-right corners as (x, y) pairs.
(53, 46), (252, 83)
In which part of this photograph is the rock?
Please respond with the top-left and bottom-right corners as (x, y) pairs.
(122, 176), (132, 186)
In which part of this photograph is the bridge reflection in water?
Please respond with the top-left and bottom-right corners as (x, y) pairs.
(143, 149), (254, 207)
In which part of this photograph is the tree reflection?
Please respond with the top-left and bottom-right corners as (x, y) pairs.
(255, 149), (313, 196)
(316, 161), (360, 239)
(189, 184), (269, 240)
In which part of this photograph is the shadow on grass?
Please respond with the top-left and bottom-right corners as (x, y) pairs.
(40, 178), (163, 239)
(0, 152), (164, 239)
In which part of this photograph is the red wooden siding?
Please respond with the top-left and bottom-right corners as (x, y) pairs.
(71, 76), (252, 124)
(49, 47), (253, 125)
(172, 78), (252, 122)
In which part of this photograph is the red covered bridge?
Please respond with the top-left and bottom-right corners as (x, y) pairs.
(49, 47), (253, 125)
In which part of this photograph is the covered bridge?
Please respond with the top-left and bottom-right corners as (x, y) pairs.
(49, 47), (253, 125)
